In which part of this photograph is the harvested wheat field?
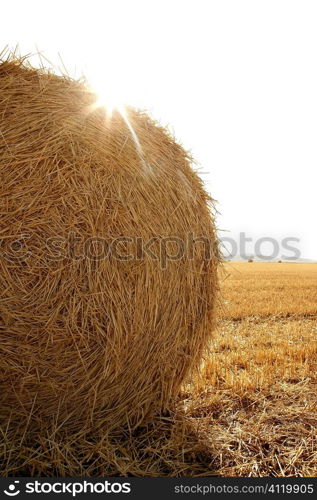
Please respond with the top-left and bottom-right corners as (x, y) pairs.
(191, 262), (317, 476)
(2, 261), (316, 476)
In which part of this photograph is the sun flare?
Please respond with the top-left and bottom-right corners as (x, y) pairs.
(90, 87), (126, 117)
(89, 75), (147, 167)
(88, 70), (134, 117)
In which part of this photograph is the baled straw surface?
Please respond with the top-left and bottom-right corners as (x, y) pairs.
(0, 55), (218, 475)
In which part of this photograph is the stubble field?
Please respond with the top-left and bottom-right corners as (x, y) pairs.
(182, 262), (317, 476)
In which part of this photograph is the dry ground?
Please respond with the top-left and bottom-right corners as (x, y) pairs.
(182, 262), (317, 476)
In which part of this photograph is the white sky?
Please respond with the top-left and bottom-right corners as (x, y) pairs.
(1, 0), (316, 259)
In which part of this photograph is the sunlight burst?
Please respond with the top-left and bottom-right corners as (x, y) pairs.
(89, 75), (147, 168)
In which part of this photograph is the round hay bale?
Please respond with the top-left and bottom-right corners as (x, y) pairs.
(0, 57), (219, 440)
